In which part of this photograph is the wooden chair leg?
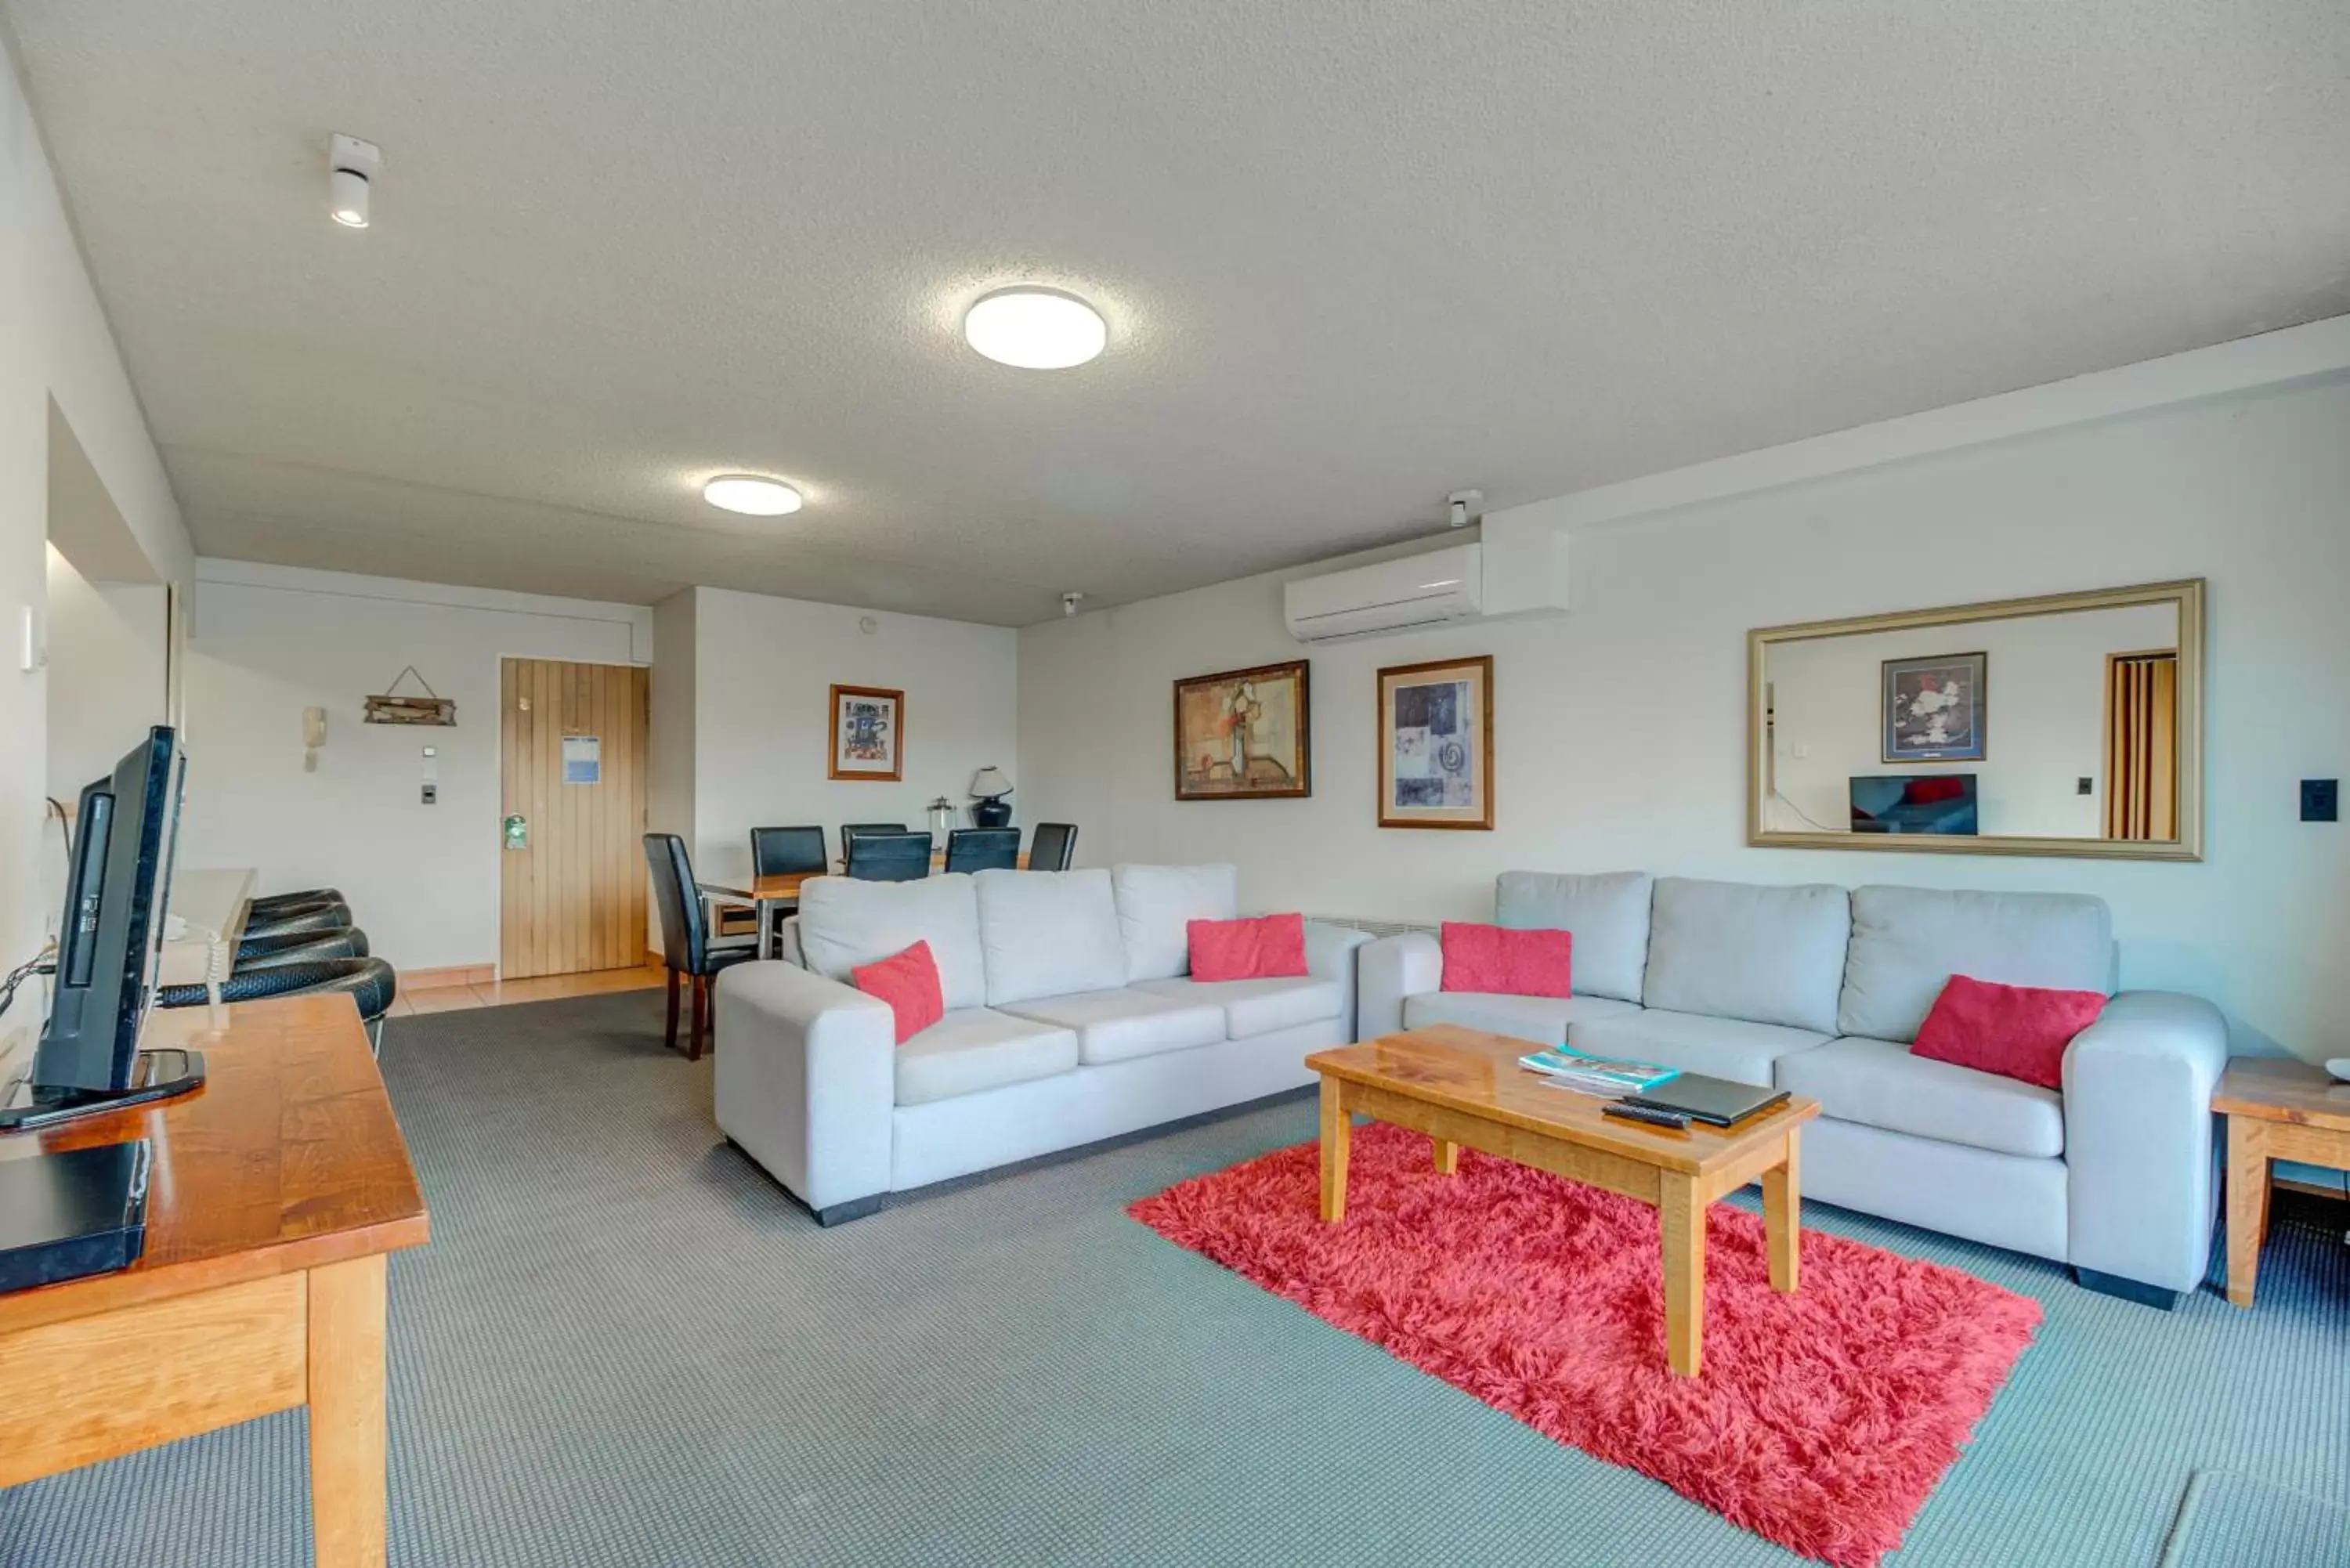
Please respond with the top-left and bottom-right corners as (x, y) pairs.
(689, 974), (709, 1062)
(663, 969), (681, 1053)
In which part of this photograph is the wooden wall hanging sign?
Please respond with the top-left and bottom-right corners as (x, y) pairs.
(363, 666), (457, 726)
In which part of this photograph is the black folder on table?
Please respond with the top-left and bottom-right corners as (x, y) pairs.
(0, 1139), (152, 1294)
(1622, 1073), (1790, 1129)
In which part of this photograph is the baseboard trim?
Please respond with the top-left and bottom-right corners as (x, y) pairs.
(721, 1083), (1319, 1227)
(402, 964), (496, 992)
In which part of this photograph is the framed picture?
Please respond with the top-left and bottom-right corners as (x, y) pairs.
(1882, 652), (1986, 763)
(829, 684), (904, 781)
(1378, 656), (1494, 829)
(1173, 660), (1311, 800)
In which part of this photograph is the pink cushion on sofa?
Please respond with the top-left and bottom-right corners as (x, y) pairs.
(852, 940), (945, 1045)
(1188, 914), (1307, 981)
(1910, 973), (2106, 1090)
(1440, 923), (1573, 998)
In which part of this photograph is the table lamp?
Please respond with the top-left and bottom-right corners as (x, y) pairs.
(970, 767), (1014, 829)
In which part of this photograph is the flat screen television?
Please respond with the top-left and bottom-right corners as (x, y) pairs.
(1, 727), (203, 1133)
(1850, 773), (1978, 836)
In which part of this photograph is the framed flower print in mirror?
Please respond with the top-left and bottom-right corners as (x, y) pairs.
(1748, 580), (2204, 860)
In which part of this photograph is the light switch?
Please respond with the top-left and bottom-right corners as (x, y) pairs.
(2304, 779), (2339, 822)
(421, 782), (438, 806)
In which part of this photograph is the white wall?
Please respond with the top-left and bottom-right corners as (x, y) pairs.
(646, 587), (698, 949)
(1018, 373), (2350, 1064)
(1767, 602), (2177, 838)
(688, 587), (1019, 885)
(2, 35), (192, 1076)
(43, 544), (167, 800)
(180, 561), (651, 971)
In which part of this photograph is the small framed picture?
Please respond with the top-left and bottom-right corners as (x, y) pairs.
(1378, 656), (1493, 829)
(829, 685), (904, 781)
(1882, 652), (1986, 763)
(1172, 660), (1311, 800)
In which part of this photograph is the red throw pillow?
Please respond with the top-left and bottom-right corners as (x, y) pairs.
(1910, 974), (2106, 1090)
(851, 941), (945, 1046)
(1188, 914), (1308, 981)
(1440, 922), (1572, 998)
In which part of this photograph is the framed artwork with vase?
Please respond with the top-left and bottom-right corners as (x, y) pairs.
(1172, 660), (1311, 800)
(828, 685), (904, 781)
(1376, 655), (1493, 829)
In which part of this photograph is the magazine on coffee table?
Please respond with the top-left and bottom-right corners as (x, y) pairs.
(1518, 1046), (1679, 1097)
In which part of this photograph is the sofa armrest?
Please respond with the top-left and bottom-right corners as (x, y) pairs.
(1304, 921), (1375, 1040)
(714, 959), (895, 1213)
(775, 914), (805, 967)
(1355, 930), (1441, 1042)
(2063, 990), (2229, 1294)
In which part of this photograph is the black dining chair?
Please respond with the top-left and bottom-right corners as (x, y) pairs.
(844, 831), (933, 882)
(841, 823), (906, 850)
(748, 826), (828, 937)
(1026, 822), (1078, 873)
(643, 833), (758, 1060)
(944, 827), (1021, 873)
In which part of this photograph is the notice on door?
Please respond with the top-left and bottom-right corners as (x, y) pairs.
(562, 735), (602, 785)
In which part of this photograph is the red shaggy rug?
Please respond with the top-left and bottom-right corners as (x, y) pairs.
(1129, 1123), (2041, 1567)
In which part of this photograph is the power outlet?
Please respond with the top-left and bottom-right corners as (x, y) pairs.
(2302, 779), (2339, 822)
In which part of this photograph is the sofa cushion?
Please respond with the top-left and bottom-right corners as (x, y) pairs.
(894, 1008), (1080, 1106)
(1776, 1035), (2065, 1160)
(1402, 990), (1641, 1047)
(1911, 974), (2107, 1090)
(797, 874), (986, 1011)
(1495, 871), (1654, 1002)
(1641, 878), (1849, 1035)
(1190, 913), (1307, 981)
(1112, 864), (1240, 980)
(1132, 975), (1343, 1040)
(1838, 885), (2113, 1043)
(851, 941), (943, 1045)
(1568, 1008), (1831, 1088)
(974, 868), (1126, 1006)
(1441, 923), (1572, 997)
(996, 988), (1228, 1066)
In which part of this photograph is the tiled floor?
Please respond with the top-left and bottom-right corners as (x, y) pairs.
(387, 960), (668, 1016)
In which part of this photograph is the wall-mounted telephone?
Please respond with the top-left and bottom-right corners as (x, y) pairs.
(303, 706), (327, 773)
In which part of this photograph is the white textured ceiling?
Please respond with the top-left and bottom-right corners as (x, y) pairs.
(9, 2), (2349, 623)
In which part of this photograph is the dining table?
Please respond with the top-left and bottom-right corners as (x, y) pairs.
(703, 850), (1029, 960)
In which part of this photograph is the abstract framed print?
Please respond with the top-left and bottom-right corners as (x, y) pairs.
(1378, 655), (1493, 829)
(1881, 652), (1986, 764)
(829, 684), (905, 781)
(1173, 660), (1311, 800)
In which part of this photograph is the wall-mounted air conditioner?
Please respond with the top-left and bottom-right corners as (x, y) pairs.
(1280, 522), (1567, 643)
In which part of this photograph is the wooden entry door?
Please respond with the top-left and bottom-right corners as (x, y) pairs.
(500, 659), (649, 980)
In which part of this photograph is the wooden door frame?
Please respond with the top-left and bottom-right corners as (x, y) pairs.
(495, 655), (651, 982)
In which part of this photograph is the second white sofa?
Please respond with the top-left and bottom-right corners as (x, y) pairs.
(715, 863), (1372, 1223)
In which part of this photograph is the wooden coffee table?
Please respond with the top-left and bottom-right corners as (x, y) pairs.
(1304, 1024), (1819, 1378)
(2214, 1056), (2350, 1309)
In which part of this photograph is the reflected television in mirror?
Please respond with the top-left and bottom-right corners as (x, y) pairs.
(1749, 580), (2203, 861)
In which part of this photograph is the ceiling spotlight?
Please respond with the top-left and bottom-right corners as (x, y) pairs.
(702, 475), (803, 516)
(328, 134), (380, 229)
(963, 287), (1108, 370)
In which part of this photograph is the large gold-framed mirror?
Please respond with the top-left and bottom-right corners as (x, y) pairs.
(1748, 580), (2204, 860)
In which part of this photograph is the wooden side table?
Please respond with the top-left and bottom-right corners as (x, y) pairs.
(2212, 1057), (2350, 1308)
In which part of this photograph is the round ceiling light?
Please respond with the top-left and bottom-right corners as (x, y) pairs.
(702, 475), (803, 516)
(963, 287), (1108, 369)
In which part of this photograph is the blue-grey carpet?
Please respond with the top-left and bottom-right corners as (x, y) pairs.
(2158, 1470), (2350, 1567)
(4, 991), (2346, 1567)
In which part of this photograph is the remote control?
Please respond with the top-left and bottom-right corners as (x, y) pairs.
(1603, 1102), (1690, 1131)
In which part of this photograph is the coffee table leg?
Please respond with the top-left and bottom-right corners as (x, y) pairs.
(1763, 1126), (1801, 1295)
(1432, 1139), (1458, 1175)
(1319, 1077), (1350, 1223)
(2226, 1115), (2268, 1309)
(1660, 1172), (1704, 1378)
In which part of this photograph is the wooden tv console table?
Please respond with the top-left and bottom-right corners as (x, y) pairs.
(0, 993), (428, 1566)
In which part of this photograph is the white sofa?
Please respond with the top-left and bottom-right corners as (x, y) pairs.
(1359, 872), (2229, 1306)
(714, 864), (1372, 1223)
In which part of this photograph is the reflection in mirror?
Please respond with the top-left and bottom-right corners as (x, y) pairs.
(1748, 581), (2203, 861)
